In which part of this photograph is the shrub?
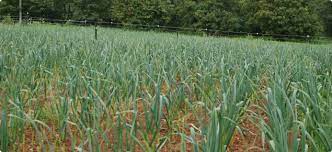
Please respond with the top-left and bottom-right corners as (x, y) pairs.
(2, 15), (14, 24)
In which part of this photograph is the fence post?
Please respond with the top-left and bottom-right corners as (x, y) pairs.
(95, 25), (98, 40)
(19, 0), (22, 24)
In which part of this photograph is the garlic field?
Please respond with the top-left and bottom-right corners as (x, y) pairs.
(0, 24), (331, 152)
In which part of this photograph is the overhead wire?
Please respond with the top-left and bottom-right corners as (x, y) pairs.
(1, 15), (330, 39)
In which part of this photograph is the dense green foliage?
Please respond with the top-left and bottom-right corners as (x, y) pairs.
(244, 0), (324, 36)
(0, 0), (331, 36)
(0, 24), (331, 151)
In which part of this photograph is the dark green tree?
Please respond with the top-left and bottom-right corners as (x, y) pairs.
(0, 0), (331, 37)
(310, 0), (332, 36)
(0, 0), (59, 18)
(71, 0), (112, 20)
(112, 0), (173, 25)
(245, 0), (323, 36)
(193, 0), (240, 31)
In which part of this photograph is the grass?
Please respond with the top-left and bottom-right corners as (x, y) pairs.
(0, 24), (331, 152)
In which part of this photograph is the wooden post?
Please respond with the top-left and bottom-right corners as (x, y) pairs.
(95, 25), (98, 40)
(19, 0), (22, 24)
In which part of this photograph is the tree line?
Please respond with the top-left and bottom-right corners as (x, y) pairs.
(0, 0), (331, 36)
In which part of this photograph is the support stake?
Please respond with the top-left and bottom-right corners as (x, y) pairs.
(95, 25), (98, 40)
(19, 0), (22, 24)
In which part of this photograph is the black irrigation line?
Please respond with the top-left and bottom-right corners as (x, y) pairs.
(2, 16), (331, 40)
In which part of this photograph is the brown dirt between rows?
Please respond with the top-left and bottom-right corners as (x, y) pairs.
(18, 103), (269, 152)
(229, 75), (270, 152)
(17, 100), (205, 152)
(12, 76), (272, 152)
(229, 104), (270, 152)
